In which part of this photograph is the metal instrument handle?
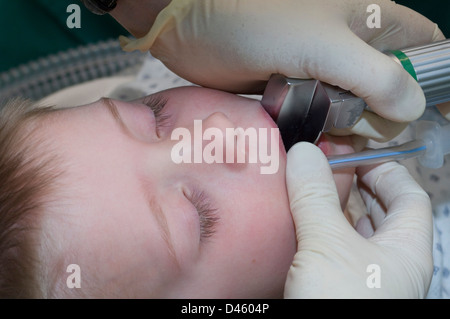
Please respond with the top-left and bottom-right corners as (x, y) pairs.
(388, 39), (450, 106)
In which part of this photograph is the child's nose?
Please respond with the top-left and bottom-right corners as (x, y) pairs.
(201, 112), (248, 169)
(202, 112), (234, 131)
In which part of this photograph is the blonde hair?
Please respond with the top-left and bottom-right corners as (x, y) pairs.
(0, 98), (63, 298)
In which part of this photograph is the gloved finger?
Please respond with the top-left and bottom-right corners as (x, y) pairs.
(431, 24), (447, 42)
(309, 2), (446, 124)
(350, 134), (369, 153)
(286, 142), (353, 242)
(329, 110), (409, 142)
(436, 101), (450, 121)
(358, 4), (446, 49)
(356, 178), (387, 230)
(355, 162), (432, 241)
(355, 215), (374, 239)
(307, 28), (424, 123)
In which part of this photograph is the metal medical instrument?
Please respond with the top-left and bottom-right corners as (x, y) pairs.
(261, 39), (450, 150)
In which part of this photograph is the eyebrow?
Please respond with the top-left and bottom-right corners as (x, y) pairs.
(99, 98), (180, 267)
(149, 198), (180, 269)
(100, 98), (134, 138)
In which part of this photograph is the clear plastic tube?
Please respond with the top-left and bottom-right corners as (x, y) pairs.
(328, 140), (427, 170)
(327, 121), (450, 170)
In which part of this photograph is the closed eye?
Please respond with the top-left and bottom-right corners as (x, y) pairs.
(143, 95), (172, 136)
(185, 189), (219, 242)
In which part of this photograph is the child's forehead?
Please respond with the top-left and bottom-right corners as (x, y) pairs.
(35, 102), (101, 132)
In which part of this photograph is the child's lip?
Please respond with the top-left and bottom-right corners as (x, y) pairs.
(261, 89), (286, 122)
(257, 103), (287, 159)
(316, 134), (355, 157)
(316, 134), (331, 156)
(258, 102), (280, 130)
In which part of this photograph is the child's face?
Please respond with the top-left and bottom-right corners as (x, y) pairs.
(40, 86), (354, 298)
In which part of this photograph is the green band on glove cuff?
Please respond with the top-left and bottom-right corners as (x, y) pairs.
(390, 50), (418, 81)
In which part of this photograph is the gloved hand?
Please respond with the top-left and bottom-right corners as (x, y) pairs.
(119, 0), (449, 141)
(284, 142), (433, 298)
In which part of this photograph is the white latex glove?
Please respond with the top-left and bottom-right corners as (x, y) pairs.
(119, 0), (448, 141)
(284, 142), (433, 298)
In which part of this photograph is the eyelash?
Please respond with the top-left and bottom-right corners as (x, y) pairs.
(143, 95), (172, 135)
(143, 96), (219, 241)
(186, 189), (219, 242)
